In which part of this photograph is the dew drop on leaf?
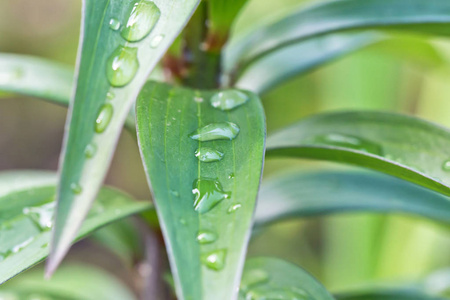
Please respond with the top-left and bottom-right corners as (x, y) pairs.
(84, 143), (97, 158)
(210, 90), (249, 111)
(442, 159), (450, 171)
(121, 0), (161, 42)
(106, 45), (139, 87)
(192, 178), (230, 214)
(227, 203), (241, 214)
(150, 34), (164, 48)
(170, 190), (180, 197)
(196, 230), (217, 244)
(70, 182), (83, 195)
(95, 104), (114, 133)
(109, 18), (121, 31)
(201, 249), (227, 271)
(106, 91), (115, 100)
(195, 147), (224, 162)
(23, 202), (55, 231)
(189, 122), (240, 141)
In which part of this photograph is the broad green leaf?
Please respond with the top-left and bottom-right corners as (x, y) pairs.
(0, 264), (137, 300)
(239, 257), (334, 300)
(235, 32), (384, 94)
(50, 0), (200, 275)
(0, 53), (73, 104)
(335, 290), (447, 300)
(0, 171), (151, 284)
(225, 0), (450, 72)
(256, 170), (450, 227)
(136, 81), (265, 299)
(266, 111), (450, 197)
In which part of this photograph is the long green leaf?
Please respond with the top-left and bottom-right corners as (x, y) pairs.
(256, 170), (450, 227)
(335, 290), (447, 300)
(239, 257), (334, 300)
(235, 32), (384, 94)
(266, 111), (450, 197)
(225, 0), (450, 72)
(50, 0), (200, 275)
(136, 81), (265, 299)
(0, 264), (137, 300)
(0, 171), (151, 284)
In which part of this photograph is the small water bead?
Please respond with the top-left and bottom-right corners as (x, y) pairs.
(106, 91), (115, 100)
(84, 143), (97, 158)
(201, 249), (227, 271)
(194, 96), (204, 103)
(228, 173), (235, 179)
(310, 133), (383, 155)
(170, 190), (179, 197)
(192, 178), (231, 214)
(189, 122), (240, 141)
(95, 104), (114, 133)
(106, 45), (139, 87)
(121, 0), (161, 42)
(109, 18), (121, 31)
(210, 90), (249, 111)
(442, 159), (450, 171)
(70, 182), (83, 195)
(195, 147), (224, 162)
(23, 202), (55, 231)
(150, 34), (164, 48)
(240, 269), (270, 292)
(196, 230), (217, 244)
(179, 218), (187, 225)
(227, 203), (241, 213)
(12, 237), (34, 253)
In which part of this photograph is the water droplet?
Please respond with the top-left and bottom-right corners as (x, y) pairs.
(228, 173), (235, 179)
(41, 243), (49, 249)
(121, 0), (161, 42)
(106, 91), (115, 100)
(95, 104), (114, 133)
(179, 218), (187, 225)
(442, 160), (450, 171)
(189, 122), (240, 141)
(210, 90), (249, 111)
(23, 202), (55, 231)
(109, 18), (121, 31)
(106, 45), (139, 87)
(240, 269), (270, 292)
(84, 143), (97, 158)
(195, 147), (224, 162)
(150, 34), (164, 48)
(201, 249), (227, 271)
(310, 133), (383, 155)
(170, 190), (179, 197)
(194, 96), (204, 103)
(227, 203), (241, 213)
(12, 237), (34, 253)
(196, 230), (217, 244)
(192, 178), (231, 214)
(70, 182), (82, 195)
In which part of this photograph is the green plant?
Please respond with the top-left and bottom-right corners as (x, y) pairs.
(0, 0), (449, 299)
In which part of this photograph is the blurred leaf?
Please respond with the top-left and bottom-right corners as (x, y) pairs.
(226, 0), (450, 73)
(266, 111), (450, 197)
(256, 170), (450, 227)
(50, 0), (200, 275)
(0, 53), (73, 104)
(239, 257), (334, 300)
(136, 81), (265, 299)
(335, 289), (447, 300)
(0, 171), (151, 284)
(235, 32), (384, 94)
(0, 264), (137, 300)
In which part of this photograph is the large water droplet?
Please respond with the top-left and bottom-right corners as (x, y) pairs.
(310, 133), (383, 155)
(95, 104), (113, 133)
(210, 90), (249, 111)
(196, 230), (217, 244)
(106, 45), (139, 87)
(121, 0), (161, 42)
(201, 249), (227, 271)
(195, 147), (224, 162)
(23, 202), (55, 231)
(84, 143), (97, 158)
(240, 269), (270, 292)
(189, 122), (240, 141)
(442, 159), (450, 171)
(109, 18), (121, 31)
(70, 183), (83, 195)
(192, 178), (231, 213)
(150, 34), (164, 48)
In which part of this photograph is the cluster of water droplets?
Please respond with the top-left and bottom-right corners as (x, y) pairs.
(186, 90), (249, 271)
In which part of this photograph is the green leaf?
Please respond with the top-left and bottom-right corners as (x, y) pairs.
(50, 0), (200, 275)
(239, 257), (334, 300)
(235, 32), (384, 94)
(0, 170), (151, 284)
(136, 81), (265, 299)
(0, 53), (73, 104)
(256, 170), (450, 227)
(266, 111), (450, 197)
(226, 0), (450, 72)
(335, 290), (447, 300)
(0, 264), (137, 300)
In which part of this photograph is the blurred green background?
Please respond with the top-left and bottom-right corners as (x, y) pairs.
(0, 0), (449, 294)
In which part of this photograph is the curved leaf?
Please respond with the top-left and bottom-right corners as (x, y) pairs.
(225, 0), (450, 72)
(235, 32), (384, 94)
(266, 111), (450, 197)
(0, 171), (151, 284)
(240, 257), (334, 300)
(136, 82), (265, 299)
(256, 170), (450, 227)
(50, 0), (200, 275)
(335, 290), (447, 300)
(0, 264), (137, 300)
